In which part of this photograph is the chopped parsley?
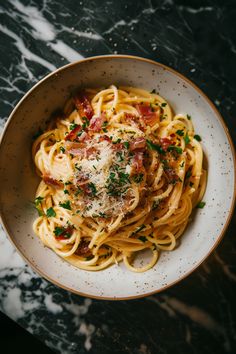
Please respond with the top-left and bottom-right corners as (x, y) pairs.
(99, 212), (107, 218)
(75, 187), (82, 196)
(75, 164), (82, 171)
(185, 170), (192, 179)
(64, 189), (69, 194)
(60, 146), (65, 153)
(102, 121), (108, 128)
(161, 102), (167, 107)
(109, 172), (116, 181)
(119, 172), (130, 183)
(54, 226), (65, 237)
(35, 196), (43, 206)
(53, 226), (72, 238)
(123, 141), (130, 149)
(146, 140), (165, 154)
(82, 116), (90, 129)
(194, 134), (202, 141)
(176, 129), (184, 136)
(187, 114), (191, 120)
(189, 182), (194, 187)
(70, 122), (78, 130)
(132, 224), (146, 235)
(106, 170), (130, 197)
(113, 138), (121, 144)
(150, 89), (156, 94)
(184, 132), (190, 145)
(197, 201), (206, 209)
(152, 200), (160, 210)
(167, 146), (183, 154)
(59, 200), (71, 210)
(88, 182), (97, 196)
(65, 181), (72, 185)
(46, 207), (56, 217)
(116, 151), (124, 162)
(133, 173), (144, 183)
(139, 236), (147, 242)
(86, 255), (94, 261)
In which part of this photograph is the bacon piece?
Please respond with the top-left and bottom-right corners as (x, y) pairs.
(136, 104), (160, 127)
(78, 131), (91, 142)
(56, 226), (74, 240)
(75, 240), (92, 257)
(165, 168), (180, 184)
(85, 147), (97, 158)
(99, 135), (112, 143)
(112, 142), (123, 151)
(65, 125), (82, 141)
(89, 115), (104, 132)
(76, 173), (89, 186)
(160, 137), (172, 151)
(65, 141), (86, 157)
(132, 152), (144, 172)
(74, 93), (94, 120)
(43, 175), (63, 189)
(124, 113), (138, 121)
(130, 137), (146, 151)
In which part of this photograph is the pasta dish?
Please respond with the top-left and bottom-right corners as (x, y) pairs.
(32, 85), (206, 272)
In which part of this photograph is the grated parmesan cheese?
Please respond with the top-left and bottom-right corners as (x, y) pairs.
(73, 136), (134, 218)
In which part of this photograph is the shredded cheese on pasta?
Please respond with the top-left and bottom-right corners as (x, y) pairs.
(32, 85), (206, 272)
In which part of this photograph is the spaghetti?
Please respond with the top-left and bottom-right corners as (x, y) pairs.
(32, 85), (206, 272)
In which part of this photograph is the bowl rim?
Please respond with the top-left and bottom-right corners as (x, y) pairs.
(0, 54), (235, 300)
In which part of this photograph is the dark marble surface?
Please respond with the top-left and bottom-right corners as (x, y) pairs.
(0, 0), (236, 353)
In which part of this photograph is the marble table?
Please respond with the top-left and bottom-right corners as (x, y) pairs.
(0, 0), (235, 353)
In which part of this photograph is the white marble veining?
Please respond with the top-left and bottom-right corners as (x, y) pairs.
(0, 0), (235, 353)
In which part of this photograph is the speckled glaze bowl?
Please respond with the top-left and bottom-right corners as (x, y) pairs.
(0, 55), (235, 300)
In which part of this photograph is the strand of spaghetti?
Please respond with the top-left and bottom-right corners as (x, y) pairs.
(32, 85), (206, 272)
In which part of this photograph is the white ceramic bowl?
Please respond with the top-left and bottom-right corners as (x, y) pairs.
(0, 55), (235, 300)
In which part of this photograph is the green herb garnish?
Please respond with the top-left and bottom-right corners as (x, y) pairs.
(167, 146), (183, 154)
(123, 141), (130, 149)
(139, 236), (147, 242)
(113, 138), (121, 144)
(185, 170), (192, 179)
(187, 114), (191, 120)
(82, 116), (90, 129)
(88, 183), (97, 196)
(194, 134), (202, 141)
(176, 130), (184, 136)
(152, 200), (160, 210)
(59, 200), (71, 210)
(184, 133), (190, 145)
(86, 255), (94, 261)
(70, 122), (78, 130)
(197, 201), (206, 209)
(35, 196), (43, 206)
(161, 102), (167, 107)
(46, 207), (56, 217)
(60, 146), (65, 153)
(75, 187), (82, 196)
(132, 224), (146, 235)
(133, 174), (144, 183)
(146, 140), (165, 154)
(54, 226), (65, 237)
